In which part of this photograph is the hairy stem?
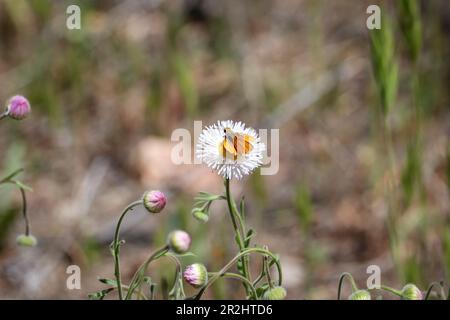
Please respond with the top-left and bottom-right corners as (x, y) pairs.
(337, 272), (358, 300)
(252, 256), (266, 287)
(380, 285), (403, 297)
(18, 186), (29, 235)
(263, 249), (274, 289)
(424, 282), (446, 300)
(112, 200), (143, 300)
(209, 272), (258, 299)
(1, 179), (31, 236)
(224, 178), (251, 297)
(125, 246), (170, 300)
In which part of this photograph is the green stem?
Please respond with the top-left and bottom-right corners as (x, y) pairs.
(18, 186), (29, 235)
(0, 168), (24, 184)
(252, 256), (266, 287)
(166, 253), (186, 300)
(121, 284), (149, 300)
(380, 285), (403, 297)
(224, 178), (251, 296)
(209, 272), (258, 299)
(125, 246), (169, 300)
(224, 179), (243, 239)
(424, 282), (446, 300)
(103, 284), (149, 300)
(337, 272), (358, 300)
(194, 247), (282, 300)
(1, 179), (31, 236)
(263, 250), (274, 289)
(112, 200), (143, 300)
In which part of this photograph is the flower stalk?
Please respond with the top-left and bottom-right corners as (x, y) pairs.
(125, 245), (170, 300)
(337, 272), (358, 300)
(111, 200), (143, 300)
(0, 168), (35, 245)
(224, 178), (252, 297)
(209, 272), (258, 299)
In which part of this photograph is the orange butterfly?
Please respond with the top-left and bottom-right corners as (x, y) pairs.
(220, 127), (255, 160)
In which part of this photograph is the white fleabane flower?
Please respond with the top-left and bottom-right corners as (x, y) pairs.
(196, 120), (265, 180)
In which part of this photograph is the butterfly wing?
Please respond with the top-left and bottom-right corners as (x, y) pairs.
(221, 137), (238, 157)
(234, 134), (254, 154)
(220, 133), (254, 159)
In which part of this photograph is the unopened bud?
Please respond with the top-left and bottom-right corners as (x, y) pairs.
(6, 95), (31, 120)
(143, 190), (167, 213)
(16, 234), (37, 247)
(192, 208), (209, 223)
(183, 263), (208, 288)
(263, 286), (287, 300)
(401, 284), (422, 300)
(348, 289), (371, 300)
(167, 230), (191, 254)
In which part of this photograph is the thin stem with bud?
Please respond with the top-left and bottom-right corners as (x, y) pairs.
(337, 272), (358, 300)
(111, 200), (143, 300)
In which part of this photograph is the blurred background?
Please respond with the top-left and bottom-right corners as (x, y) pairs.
(0, 0), (449, 299)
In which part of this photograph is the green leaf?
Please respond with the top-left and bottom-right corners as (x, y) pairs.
(170, 52), (198, 117)
(12, 180), (33, 192)
(244, 229), (255, 247)
(255, 284), (270, 299)
(195, 192), (222, 201)
(142, 277), (157, 299)
(370, 12), (398, 115)
(239, 197), (246, 219)
(398, 0), (422, 62)
(0, 168), (24, 183)
(236, 258), (244, 275)
(98, 278), (118, 286)
(88, 288), (114, 300)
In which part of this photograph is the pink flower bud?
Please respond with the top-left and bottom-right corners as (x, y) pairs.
(143, 190), (167, 213)
(401, 284), (422, 300)
(6, 95), (31, 120)
(183, 263), (208, 288)
(167, 230), (191, 254)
